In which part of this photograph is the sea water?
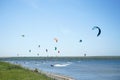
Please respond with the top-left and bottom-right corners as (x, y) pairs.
(1, 57), (120, 80)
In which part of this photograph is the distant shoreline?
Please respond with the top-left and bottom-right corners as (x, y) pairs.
(0, 56), (120, 59)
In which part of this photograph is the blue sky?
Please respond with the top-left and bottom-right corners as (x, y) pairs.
(0, 0), (120, 57)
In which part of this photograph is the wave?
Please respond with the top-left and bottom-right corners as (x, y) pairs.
(51, 63), (71, 67)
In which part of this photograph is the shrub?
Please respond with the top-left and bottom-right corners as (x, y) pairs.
(34, 68), (38, 73)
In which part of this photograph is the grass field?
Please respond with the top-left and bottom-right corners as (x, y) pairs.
(0, 61), (52, 80)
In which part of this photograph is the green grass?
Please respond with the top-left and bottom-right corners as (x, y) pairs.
(0, 61), (53, 80)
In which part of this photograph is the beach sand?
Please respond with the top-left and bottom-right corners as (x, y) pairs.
(39, 70), (75, 80)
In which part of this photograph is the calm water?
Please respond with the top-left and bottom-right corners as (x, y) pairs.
(1, 57), (120, 80)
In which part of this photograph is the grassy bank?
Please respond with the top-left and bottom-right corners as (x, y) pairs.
(0, 61), (52, 80)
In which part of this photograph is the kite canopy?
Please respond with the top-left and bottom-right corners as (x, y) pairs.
(38, 45), (40, 48)
(29, 50), (31, 52)
(55, 47), (57, 51)
(79, 40), (82, 43)
(21, 35), (25, 37)
(92, 26), (101, 37)
(84, 54), (86, 57)
(37, 53), (39, 56)
(58, 51), (60, 53)
(46, 49), (48, 52)
(54, 38), (58, 43)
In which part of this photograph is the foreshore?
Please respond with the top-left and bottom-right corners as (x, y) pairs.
(40, 70), (75, 80)
(20, 64), (75, 80)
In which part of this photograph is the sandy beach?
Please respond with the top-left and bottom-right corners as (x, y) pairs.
(39, 70), (75, 80)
